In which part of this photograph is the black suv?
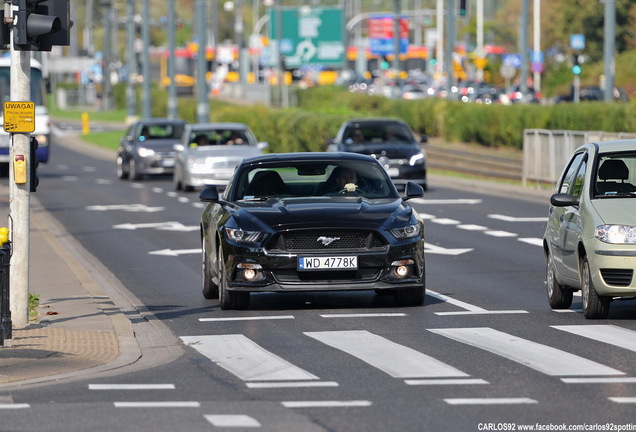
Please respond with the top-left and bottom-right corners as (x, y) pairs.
(328, 118), (427, 190)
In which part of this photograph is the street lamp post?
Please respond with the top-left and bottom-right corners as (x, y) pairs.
(167, 0), (178, 118)
(126, 0), (138, 122)
(603, 0), (615, 102)
(141, 0), (152, 118)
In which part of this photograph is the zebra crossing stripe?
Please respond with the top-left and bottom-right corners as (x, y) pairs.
(430, 327), (624, 377)
(205, 415), (261, 427)
(551, 325), (636, 352)
(304, 330), (469, 378)
(180, 334), (319, 381)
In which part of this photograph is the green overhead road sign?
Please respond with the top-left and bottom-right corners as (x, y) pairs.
(269, 7), (345, 68)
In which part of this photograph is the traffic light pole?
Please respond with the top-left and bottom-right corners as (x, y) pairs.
(8, 46), (31, 330)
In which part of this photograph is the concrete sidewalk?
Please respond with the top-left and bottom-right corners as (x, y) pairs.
(0, 181), (182, 391)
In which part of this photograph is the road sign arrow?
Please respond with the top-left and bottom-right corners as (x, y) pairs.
(86, 204), (165, 213)
(425, 244), (473, 256)
(149, 248), (202, 256)
(113, 221), (198, 231)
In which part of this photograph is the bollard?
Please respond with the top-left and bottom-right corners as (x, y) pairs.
(0, 241), (11, 343)
(82, 112), (91, 135)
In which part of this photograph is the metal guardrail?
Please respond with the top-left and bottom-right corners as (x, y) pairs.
(522, 129), (636, 186)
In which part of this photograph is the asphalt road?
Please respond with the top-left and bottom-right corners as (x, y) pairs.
(3, 126), (636, 431)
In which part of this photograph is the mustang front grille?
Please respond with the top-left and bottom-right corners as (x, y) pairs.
(266, 230), (386, 253)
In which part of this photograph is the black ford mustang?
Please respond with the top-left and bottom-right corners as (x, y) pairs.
(199, 152), (426, 310)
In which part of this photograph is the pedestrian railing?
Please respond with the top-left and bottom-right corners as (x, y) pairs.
(522, 129), (636, 186)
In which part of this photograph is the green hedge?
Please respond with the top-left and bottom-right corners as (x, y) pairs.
(115, 84), (636, 153)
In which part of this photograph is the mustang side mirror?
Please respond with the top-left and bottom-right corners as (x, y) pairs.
(403, 182), (424, 200)
(199, 186), (220, 203)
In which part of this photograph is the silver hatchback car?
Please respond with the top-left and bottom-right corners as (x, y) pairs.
(544, 140), (636, 319)
(173, 122), (268, 191)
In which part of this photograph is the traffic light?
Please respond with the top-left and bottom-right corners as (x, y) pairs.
(459, 0), (468, 17)
(14, 0), (71, 51)
(572, 54), (582, 75)
(29, 137), (39, 192)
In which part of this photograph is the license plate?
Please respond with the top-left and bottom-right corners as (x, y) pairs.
(298, 256), (358, 271)
(387, 168), (400, 177)
(162, 159), (175, 167)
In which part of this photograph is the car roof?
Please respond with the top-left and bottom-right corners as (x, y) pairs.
(342, 118), (409, 126)
(187, 122), (250, 130)
(240, 152), (378, 165)
(589, 140), (636, 154)
(137, 118), (186, 125)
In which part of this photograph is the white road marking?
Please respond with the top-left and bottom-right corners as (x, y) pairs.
(114, 401), (201, 408)
(82, 166), (97, 172)
(430, 218), (461, 225)
(180, 334), (320, 381)
(86, 204), (164, 212)
(435, 310), (528, 316)
(484, 230), (517, 237)
(488, 214), (548, 223)
(562, 377), (636, 384)
(89, 384), (175, 390)
(430, 327), (624, 377)
(457, 224), (487, 231)
(130, 183), (144, 189)
(192, 202), (206, 208)
(113, 221), (198, 231)
(410, 198), (482, 205)
(405, 378), (489, 385)
(178, 197), (190, 203)
(152, 187), (164, 193)
(95, 179), (112, 185)
(609, 397), (636, 404)
(199, 315), (294, 322)
(518, 238), (543, 246)
(0, 404), (30, 409)
(427, 289), (487, 312)
(319, 313), (407, 318)
(552, 325), (636, 352)
(62, 175), (78, 181)
(247, 381), (339, 388)
(425, 243), (473, 255)
(205, 414), (261, 427)
(305, 330), (469, 378)
(282, 401), (372, 408)
(149, 248), (201, 256)
(444, 398), (537, 405)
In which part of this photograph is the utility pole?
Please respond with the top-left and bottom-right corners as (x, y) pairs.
(101, 0), (112, 111)
(603, 0), (615, 102)
(392, 0), (400, 73)
(533, 0), (540, 92)
(519, 0), (529, 94)
(141, 0), (152, 118)
(445, 0), (455, 96)
(167, 0), (178, 118)
(196, 0), (209, 122)
(125, 0), (138, 123)
(8, 48), (31, 330)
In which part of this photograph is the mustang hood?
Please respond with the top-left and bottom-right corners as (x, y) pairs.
(232, 197), (413, 231)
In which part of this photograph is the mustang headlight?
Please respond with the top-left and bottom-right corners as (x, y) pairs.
(595, 225), (636, 244)
(225, 227), (263, 243)
(137, 147), (156, 157)
(409, 152), (425, 166)
(390, 224), (421, 239)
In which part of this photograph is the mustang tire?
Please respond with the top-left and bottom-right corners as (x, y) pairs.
(581, 256), (610, 319)
(547, 252), (573, 309)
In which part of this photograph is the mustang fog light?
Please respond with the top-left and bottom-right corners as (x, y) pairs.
(237, 263), (263, 281)
(391, 259), (414, 278)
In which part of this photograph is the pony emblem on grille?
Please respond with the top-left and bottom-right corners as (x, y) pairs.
(317, 236), (340, 246)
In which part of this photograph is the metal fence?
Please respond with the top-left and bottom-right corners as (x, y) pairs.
(522, 129), (636, 186)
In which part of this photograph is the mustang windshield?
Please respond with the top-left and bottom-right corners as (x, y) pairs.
(233, 160), (399, 200)
(594, 153), (636, 198)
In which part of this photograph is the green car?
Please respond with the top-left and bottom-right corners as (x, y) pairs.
(544, 140), (636, 319)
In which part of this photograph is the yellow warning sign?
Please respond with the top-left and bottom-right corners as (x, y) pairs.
(3, 101), (35, 133)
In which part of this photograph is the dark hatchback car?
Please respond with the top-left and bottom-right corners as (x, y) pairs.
(328, 118), (427, 190)
(117, 118), (187, 180)
(199, 152), (426, 310)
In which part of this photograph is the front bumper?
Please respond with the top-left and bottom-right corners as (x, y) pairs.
(589, 242), (636, 296)
(220, 239), (425, 293)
